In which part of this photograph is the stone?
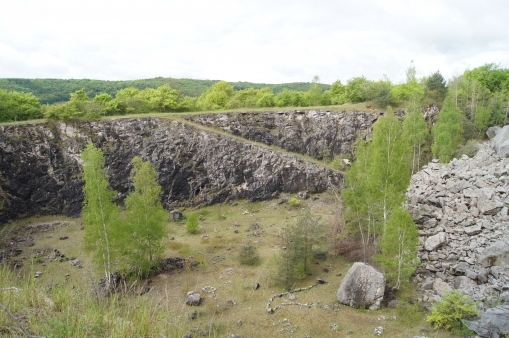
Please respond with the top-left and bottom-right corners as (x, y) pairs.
(186, 291), (201, 306)
(424, 232), (446, 251)
(169, 210), (182, 221)
(336, 262), (385, 310)
(463, 305), (509, 338)
(433, 280), (452, 296)
(477, 193), (504, 215)
(477, 241), (509, 267)
(253, 283), (260, 290)
(464, 225), (482, 236)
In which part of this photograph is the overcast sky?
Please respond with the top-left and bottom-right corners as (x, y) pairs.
(1, 0), (508, 85)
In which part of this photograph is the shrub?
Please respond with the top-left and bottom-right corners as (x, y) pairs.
(426, 291), (478, 332)
(288, 198), (300, 207)
(239, 244), (260, 266)
(185, 213), (200, 234)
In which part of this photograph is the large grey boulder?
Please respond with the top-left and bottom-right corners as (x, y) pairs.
(463, 305), (509, 338)
(477, 241), (509, 268)
(490, 125), (509, 157)
(336, 262), (385, 310)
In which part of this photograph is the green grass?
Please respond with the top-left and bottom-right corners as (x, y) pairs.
(1, 195), (457, 338)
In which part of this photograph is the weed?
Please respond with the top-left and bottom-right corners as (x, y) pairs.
(186, 212), (200, 234)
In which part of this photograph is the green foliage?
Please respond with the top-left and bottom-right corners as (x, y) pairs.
(343, 109), (411, 261)
(288, 197), (300, 207)
(197, 81), (234, 110)
(272, 212), (325, 288)
(81, 143), (124, 280)
(238, 244), (260, 266)
(427, 291), (478, 332)
(474, 106), (492, 137)
(185, 213), (200, 234)
(431, 97), (464, 162)
(425, 71), (447, 106)
(345, 76), (373, 103)
(376, 207), (419, 289)
(403, 94), (429, 174)
(124, 157), (168, 277)
(372, 81), (393, 108)
(0, 89), (42, 122)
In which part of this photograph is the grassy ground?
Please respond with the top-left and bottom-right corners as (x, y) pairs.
(1, 194), (456, 338)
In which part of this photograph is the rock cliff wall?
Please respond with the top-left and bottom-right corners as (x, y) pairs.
(185, 110), (379, 160)
(407, 143), (509, 307)
(0, 118), (343, 224)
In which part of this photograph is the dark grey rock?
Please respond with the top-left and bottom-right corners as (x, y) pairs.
(463, 305), (509, 338)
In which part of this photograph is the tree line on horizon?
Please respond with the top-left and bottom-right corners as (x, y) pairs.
(0, 63), (508, 130)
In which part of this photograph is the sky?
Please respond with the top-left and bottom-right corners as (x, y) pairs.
(1, 0), (508, 85)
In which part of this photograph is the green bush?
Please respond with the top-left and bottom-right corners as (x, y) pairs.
(238, 244), (260, 266)
(185, 213), (200, 234)
(426, 291), (478, 332)
(288, 198), (300, 207)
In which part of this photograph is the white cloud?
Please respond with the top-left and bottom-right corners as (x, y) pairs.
(0, 0), (508, 84)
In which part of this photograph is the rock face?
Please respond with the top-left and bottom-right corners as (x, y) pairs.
(336, 262), (385, 310)
(407, 143), (509, 305)
(0, 118), (342, 224)
(463, 305), (509, 338)
(186, 110), (379, 160)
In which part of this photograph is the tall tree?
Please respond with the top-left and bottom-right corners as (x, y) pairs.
(431, 97), (464, 162)
(342, 108), (411, 261)
(403, 93), (429, 175)
(309, 75), (322, 106)
(377, 207), (419, 290)
(82, 143), (123, 284)
(124, 157), (168, 277)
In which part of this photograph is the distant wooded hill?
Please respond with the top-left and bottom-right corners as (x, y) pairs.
(0, 77), (330, 104)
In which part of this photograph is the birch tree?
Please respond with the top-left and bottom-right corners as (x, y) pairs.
(82, 143), (123, 284)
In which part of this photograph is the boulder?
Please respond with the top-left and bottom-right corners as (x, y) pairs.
(477, 241), (509, 267)
(186, 291), (201, 306)
(487, 126), (501, 139)
(169, 210), (182, 221)
(463, 305), (509, 338)
(336, 262), (385, 310)
(424, 232), (447, 251)
(490, 125), (509, 157)
(433, 280), (452, 296)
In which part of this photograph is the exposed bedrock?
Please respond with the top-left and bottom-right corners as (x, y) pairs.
(185, 110), (379, 160)
(0, 118), (342, 224)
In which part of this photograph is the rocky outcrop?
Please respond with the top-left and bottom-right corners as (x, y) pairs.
(336, 262), (385, 310)
(407, 143), (509, 307)
(185, 110), (379, 160)
(0, 118), (342, 224)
